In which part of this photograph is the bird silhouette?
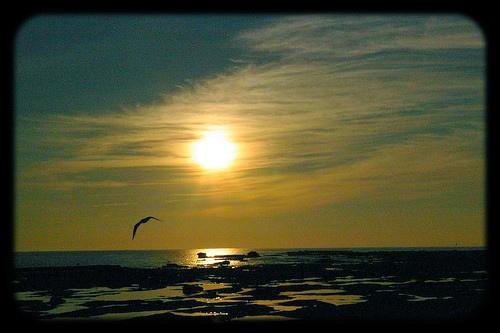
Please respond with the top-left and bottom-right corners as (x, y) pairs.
(132, 216), (161, 240)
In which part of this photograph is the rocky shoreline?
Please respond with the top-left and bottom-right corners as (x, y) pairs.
(14, 250), (488, 322)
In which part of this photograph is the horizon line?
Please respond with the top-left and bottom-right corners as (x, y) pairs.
(14, 245), (487, 253)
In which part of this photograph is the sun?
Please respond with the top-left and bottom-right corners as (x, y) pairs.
(192, 130), (237, 170)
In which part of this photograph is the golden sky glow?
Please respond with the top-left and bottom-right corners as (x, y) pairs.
(15, 15), (485, 251)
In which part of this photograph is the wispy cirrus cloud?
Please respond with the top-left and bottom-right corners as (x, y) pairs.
(238, 15), (483, 58)
(17, 15), (484, 215)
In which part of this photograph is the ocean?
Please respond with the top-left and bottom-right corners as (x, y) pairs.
(13, 248), (488, 322)
(15, 247), (483, 268)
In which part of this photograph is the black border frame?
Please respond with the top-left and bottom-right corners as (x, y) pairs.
(2, 1), (496, 331)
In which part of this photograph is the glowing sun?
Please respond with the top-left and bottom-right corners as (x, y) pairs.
(192, 130), (237, 170)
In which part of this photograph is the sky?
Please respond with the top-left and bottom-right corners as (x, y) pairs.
(15, 14), (485, 251)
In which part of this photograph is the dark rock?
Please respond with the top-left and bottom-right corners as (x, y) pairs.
(214, 255), (246, 261)
(182, 284), (203, 295)
(278, 300), (339, 319)
(247, 251), (260, 258)
(161, 263), (184, 269)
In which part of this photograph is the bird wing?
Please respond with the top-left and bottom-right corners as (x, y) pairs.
(132, 221), (142, 240)
(132, 216), (161, 240)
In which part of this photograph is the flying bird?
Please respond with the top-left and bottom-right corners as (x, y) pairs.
(132, 216), (161, 240)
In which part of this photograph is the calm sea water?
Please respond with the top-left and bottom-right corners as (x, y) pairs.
(15, 247), (483, 268)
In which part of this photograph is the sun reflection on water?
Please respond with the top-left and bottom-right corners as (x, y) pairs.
(188, 248), (249, 267)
